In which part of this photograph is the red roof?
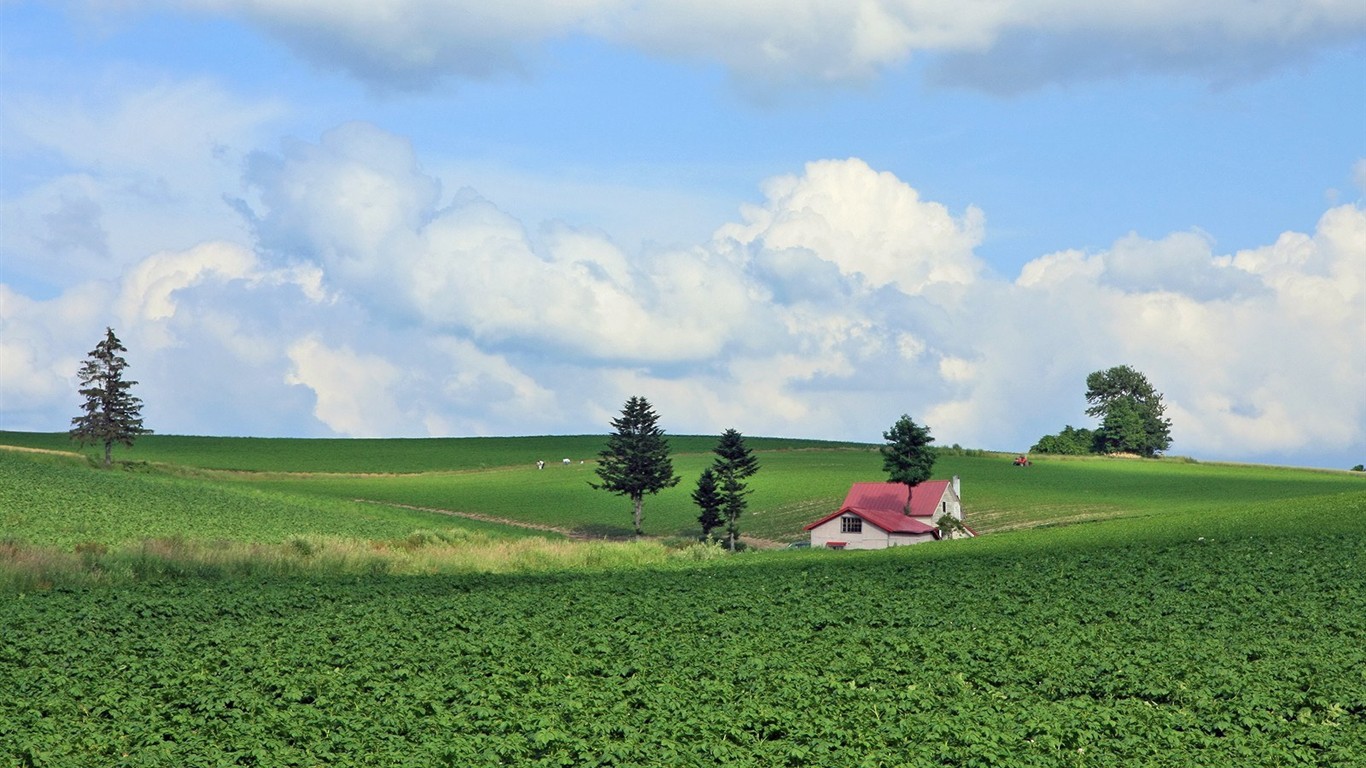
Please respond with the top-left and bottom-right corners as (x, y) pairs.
(803, 481), (952, 534)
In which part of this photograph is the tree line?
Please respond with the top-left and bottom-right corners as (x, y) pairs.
(1032, 365), (1173, 458)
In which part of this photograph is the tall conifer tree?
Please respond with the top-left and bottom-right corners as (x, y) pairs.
(592, 396), (680, 535)
(70, 327), (151, 467)
(711, 428), (759, 551)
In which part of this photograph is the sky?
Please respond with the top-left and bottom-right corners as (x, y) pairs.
(1, 1), (1364, 470)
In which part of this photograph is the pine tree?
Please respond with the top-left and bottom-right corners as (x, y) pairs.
(70, 327), (151, 467)
(591, 396), (680, 535)
(881, 414), (935, 508)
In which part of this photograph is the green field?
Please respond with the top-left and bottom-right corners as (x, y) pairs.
(5, 431), (1360, 546)
(2, 432), (1363, 766)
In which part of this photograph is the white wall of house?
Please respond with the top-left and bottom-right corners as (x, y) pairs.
(807, 517), (939, 549)
(808, 516), (890, 550)
(887, 532), (937, 546)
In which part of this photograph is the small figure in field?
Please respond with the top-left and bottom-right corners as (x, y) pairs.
(537, 460), (545, 470)
(563, 458), (571, 466)
(1014, 455), (1032, 467)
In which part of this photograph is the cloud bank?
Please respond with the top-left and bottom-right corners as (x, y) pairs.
(141, 1), (1366, 92)
(4, 121), (1362, 466)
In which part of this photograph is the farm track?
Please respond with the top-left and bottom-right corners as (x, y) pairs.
(354, 498), (788, 549)
(0, 445), (77, 457)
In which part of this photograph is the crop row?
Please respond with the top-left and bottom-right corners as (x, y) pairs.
(5, 516), (1363, 767)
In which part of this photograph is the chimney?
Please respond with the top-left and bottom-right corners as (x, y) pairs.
(952, 475), (961, 502)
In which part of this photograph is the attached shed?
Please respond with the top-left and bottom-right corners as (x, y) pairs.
(803, 477), (970, 550)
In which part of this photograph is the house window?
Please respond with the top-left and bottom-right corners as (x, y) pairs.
(840, 516), (862, 534)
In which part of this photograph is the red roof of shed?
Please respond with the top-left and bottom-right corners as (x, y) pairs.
(802, 481), (952, 534)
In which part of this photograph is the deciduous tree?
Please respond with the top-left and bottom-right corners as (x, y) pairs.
(1031, 425), (1095, 455)
(1085, 365), (1172, 457)
(881, 414), (936, 507)
(70, 327), (151, 467)
(592, 396), (680, 535)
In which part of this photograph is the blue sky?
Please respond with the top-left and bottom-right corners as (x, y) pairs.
(2, 1), (1364, 469)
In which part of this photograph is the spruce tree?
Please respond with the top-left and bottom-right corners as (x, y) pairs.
(591, 396), (680, 535)
(711, 428), (758, 551)
(692, 466), (724, 540)
(70, 327), (151, 467)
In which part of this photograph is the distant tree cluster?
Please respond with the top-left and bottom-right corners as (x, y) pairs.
(692, 429), (759, 551)
(1031, 425), (1095, 456)
(1033, 365), (1172, 458)
(591, 396), (761, 547)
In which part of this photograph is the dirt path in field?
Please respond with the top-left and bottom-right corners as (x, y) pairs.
(354, 498), (787, 549)
(0, 445), (79, 457)
(354, 499), (585, 537)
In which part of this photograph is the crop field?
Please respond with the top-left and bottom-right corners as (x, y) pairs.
(0, 450), (529, 550)
(4, 494), (1364, 767)
(0, 431), (863, 474)
(2, 432), (1364, 766)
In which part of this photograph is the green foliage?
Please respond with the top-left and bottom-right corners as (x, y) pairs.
(68, 327), (151, 466)
(881, 414), (936, 492)
(711, 428), (759, 551)
(591, 396), (681, 535)
(713, 428), (759, 479)
(4, 430), (1366, 764)
(4, 493), (1363, 766)
(1085, 365), (1173, 457)
(1031, 425), (1095, 455)
(691, 466), (724, 538)
(6, 434), (1363, 548)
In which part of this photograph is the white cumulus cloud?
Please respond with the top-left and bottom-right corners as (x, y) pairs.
(4, 119), (1363, 465)
(127, 1), (1366, 92)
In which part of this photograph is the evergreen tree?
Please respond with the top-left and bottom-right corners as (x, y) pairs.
(1085, 365), (1172, 457)
(70, 327), (151, 467)
(719, 471), (747, 552)
(713, 428), (759, 480)
(692, 466), (724, 540)
(711, 428), (758, 551)
(881, 414), (936, 508)
(591, 396), (680, 535)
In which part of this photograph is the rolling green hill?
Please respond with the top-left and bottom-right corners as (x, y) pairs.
(4, 430), (1359, 547)
(2, 431), (1364, 765)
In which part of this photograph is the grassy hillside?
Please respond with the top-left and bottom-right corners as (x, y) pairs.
(187, 443), (1366, 542)
(4, 431), (1362, 547)
(0, 449), (540, 549)
(3, 431), (1364, 765)
(0, 431), (864, 473)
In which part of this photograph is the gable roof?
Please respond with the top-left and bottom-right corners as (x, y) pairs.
(802, 481), (953, 534)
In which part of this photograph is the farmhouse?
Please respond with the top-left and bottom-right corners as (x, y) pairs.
(804, 477), (972, 550)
